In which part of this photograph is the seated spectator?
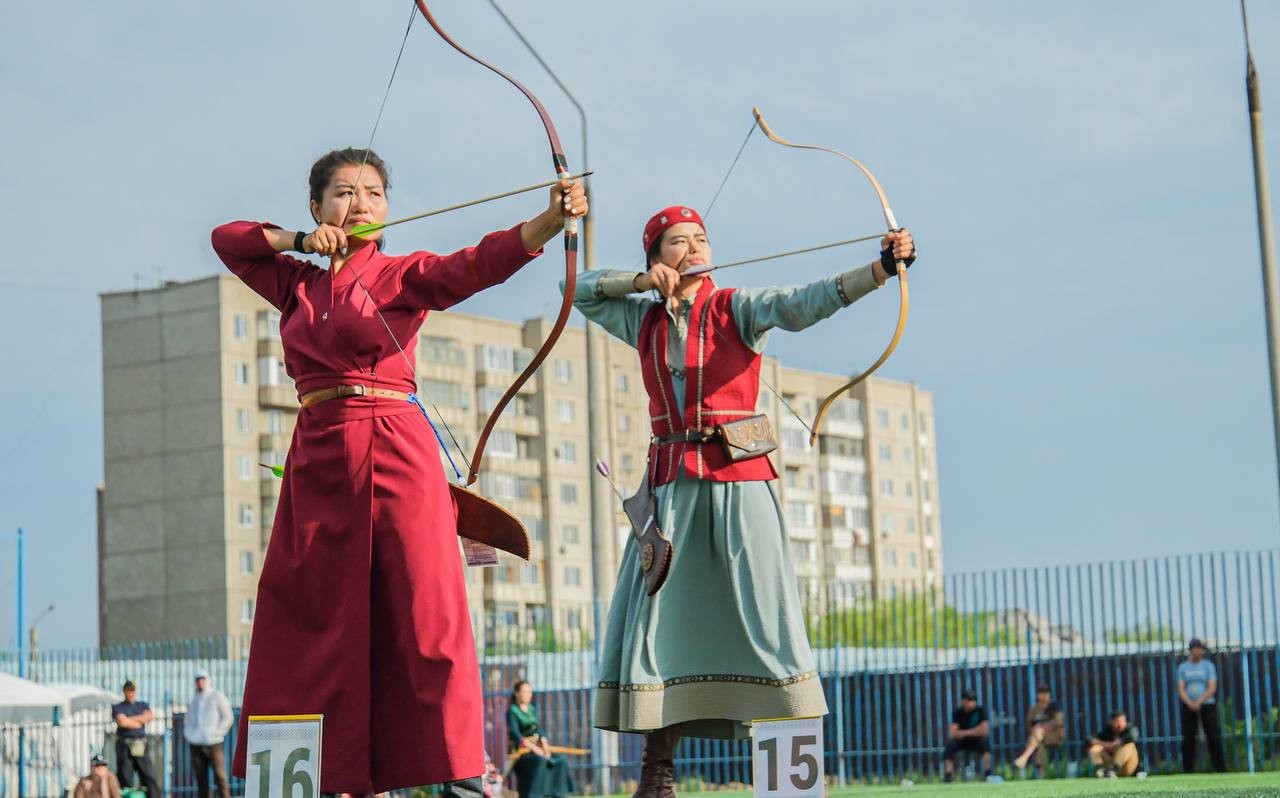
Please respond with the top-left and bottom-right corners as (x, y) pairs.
(507, 680), (575, 798)
(942, 689), (999, 782)
(1013, 683), (1064, 776)
(74, 754), (122, 798)
(1088, 710), (1141, 777)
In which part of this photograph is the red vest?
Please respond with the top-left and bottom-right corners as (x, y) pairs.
(637, 278), (779, 486)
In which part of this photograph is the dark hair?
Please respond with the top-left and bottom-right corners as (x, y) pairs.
(511, 679), (531, 704)
(1036, 683), (1050, 694)
(308, 148), (391, 216)
(123, 680), (137, 692)
(1109, 709), (1126, 720)
(645, 235), (664, 267)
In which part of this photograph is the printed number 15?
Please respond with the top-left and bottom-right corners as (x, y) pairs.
(759, 734), (819, 791)
(250, 747), (314, 798)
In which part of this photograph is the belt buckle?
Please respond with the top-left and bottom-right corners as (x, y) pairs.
(351, 384), (368, 397)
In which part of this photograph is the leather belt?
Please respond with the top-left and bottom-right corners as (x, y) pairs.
(652, 428), (720, 446)
(299, 384), (411, 408)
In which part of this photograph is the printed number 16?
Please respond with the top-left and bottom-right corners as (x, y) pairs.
(759, 734), (819, 791)
(250, 747), (314, 798)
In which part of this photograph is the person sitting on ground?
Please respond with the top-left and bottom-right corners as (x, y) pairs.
(942, 689), (999, 782)
(1088, 709), (1141, 777)
(74, 754), (122, 798)
(1013, 683), (1064, 776)
(507, 680), (574, 798)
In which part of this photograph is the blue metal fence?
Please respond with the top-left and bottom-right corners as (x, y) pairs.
(3, 549), (1278, 795)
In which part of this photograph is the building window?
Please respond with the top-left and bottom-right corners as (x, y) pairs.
(233, 314), (249, 339)
(564, 566), (583, 587)
(782, 428), (807, 451)
(881, 514), (896, 534)
(900, 412), (911, 430)
(875, 409), (890, 429)
(477, 345), (515, 373)
(878, 444), (892, 462)
(258, 356), (285, 386)
(267, 409), (284, 434)
(922, 482), (932, 501)
(556, 400), (575, 423)
(263, 311), (282, 339)
(919, 413), (930, 434)
(235, 362), (251, 386)
(239, 504), (255, 527)
(489, 430), (518, 459)
(566, 608), (583, 630)
(785, 501), (816, 528)
(902, 447), (913, 464)
(621, 453), (635, 472)
(240, 551), (255, 575)
(240, 599), (254, 624)
(522, 563), (541, 585)
(563, 524), (581, 545)
(422, 378), (470, 409)
(909, 551), (918, 568)
(556, 441), (577, 462)
(907, 516), (917, 534)
(905, 482), (914, 498)
(618, 414), (631, 434)
(560, 483), (579, 505)
(616, 372), (629, 393)
(237, 409), (252, 434)
(886, 550), (898, 567)
(879, 478), (893, 497)
(421, 335), (466, 365)
(555, 359), (573, 383)
(237, 455), (253, 481)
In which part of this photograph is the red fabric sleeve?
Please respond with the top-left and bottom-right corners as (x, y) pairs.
(210, 221), (320, 310)
(394, 223), (544, 311)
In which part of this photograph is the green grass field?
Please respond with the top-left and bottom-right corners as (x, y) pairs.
(634, 772), (1280, 797)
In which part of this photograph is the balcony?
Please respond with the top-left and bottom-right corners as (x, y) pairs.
(484, 457), (542, 478)
(825, 419), (865, 439)
(258, 385), (298, 409)
(418, 361), (470, 386)
(492, 412), (540, 437)
(256, 337), (284, 358)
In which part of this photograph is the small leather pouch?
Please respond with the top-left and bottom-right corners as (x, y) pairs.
(716, 414), (777, 462)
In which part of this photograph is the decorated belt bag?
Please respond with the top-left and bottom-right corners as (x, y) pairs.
(716, 414), (777, 462)
(622, 470), (673, 596)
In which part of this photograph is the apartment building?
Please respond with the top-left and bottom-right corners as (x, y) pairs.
(99, 274), (941, 644)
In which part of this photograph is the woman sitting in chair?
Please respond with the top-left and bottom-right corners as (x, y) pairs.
(507, 680), (575, 798)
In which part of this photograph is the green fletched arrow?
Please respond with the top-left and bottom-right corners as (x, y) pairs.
(258, 462), (285, 479)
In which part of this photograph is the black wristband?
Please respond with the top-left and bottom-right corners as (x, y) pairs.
(294, 231), (307, 253)
(880, 243), (917, 276)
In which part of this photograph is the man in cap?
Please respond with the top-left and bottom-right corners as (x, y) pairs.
(112, 679), (160, 796)
(942, 689), (998, 782)
(1178, 637), (1227, 772)
(74, 754), (122, 798)
(186, 668), (235, 798)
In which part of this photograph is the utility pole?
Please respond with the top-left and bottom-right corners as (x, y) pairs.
(16, 527), (24, 679)
(1242, 1), (1280, 509)
(486, 4), (617, 793)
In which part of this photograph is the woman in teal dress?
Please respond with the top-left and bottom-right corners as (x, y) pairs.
(506, 680), (575, 798)
(565, 205), (915, 798)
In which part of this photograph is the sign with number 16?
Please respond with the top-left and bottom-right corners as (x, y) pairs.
(752, 716), (824, 798)
(245, 715), (323, 798)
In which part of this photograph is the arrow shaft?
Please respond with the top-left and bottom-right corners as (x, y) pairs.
(356, 170), (593, 235)
(684, 232), (886, 277)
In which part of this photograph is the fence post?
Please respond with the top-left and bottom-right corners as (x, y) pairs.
(1242, 651), (1256, 774)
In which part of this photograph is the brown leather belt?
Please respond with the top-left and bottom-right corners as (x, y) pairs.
(652, 428), (720, 445)
(299, 384), (411, 407)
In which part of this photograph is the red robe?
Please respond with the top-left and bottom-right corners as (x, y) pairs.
(211, 221), (540, 794)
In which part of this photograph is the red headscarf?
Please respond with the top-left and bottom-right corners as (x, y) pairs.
(642, 205), (705, 255)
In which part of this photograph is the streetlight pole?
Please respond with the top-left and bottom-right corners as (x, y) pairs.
(486, 4), (617, 793)
(1242, 1), (1280, 510)
(16, 527), (24, 680)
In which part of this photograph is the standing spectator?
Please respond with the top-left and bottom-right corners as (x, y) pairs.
(186, 668), (234, 798)
(1178, 637), (1227, 773)
(1088, 710), (1141, 777)
(942, 689), (999, 782)
(1012, 683), (1065, 776)
(113, 680), (161, 796)
(74, 754), (122, 798)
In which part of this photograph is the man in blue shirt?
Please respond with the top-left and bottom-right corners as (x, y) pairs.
(942, 690), (1000, 782)
(112, 679), (161, 796)
(1177, 638), (1227, 772)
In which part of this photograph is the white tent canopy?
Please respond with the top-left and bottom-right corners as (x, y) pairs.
(45, 683), (119, 715)
(0, 672), (69, 724)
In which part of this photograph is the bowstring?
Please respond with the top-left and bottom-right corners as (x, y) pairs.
(337, 1), (472, 481)
(703, 121), (756, 221)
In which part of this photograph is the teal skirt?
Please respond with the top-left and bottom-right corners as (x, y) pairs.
(594, 477), (828, 739)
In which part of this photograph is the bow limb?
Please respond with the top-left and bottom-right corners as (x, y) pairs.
(413, 2), (579, 485)
(749, 107), (909, 445)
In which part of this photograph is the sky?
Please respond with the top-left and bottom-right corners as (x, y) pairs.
(1, 0), (1278, 648)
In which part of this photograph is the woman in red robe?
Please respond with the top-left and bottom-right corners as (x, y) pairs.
(211, 147), (587, 796)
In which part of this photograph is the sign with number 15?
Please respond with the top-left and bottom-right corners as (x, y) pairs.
(245, 715), (323, 798)
(751, 716), (824, 798)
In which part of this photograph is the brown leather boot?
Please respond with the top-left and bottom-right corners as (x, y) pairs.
(634, 726), (681, 798)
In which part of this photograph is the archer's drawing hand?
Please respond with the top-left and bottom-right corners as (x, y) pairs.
(635, 263), (681, 297)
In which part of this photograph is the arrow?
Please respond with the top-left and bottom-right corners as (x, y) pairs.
(258, 462), (285, 479)
(683, 231), (886, 277)
(349, 170), (594, 238)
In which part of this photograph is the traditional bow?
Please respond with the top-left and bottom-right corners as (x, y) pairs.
(410, 1), (580, 484)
